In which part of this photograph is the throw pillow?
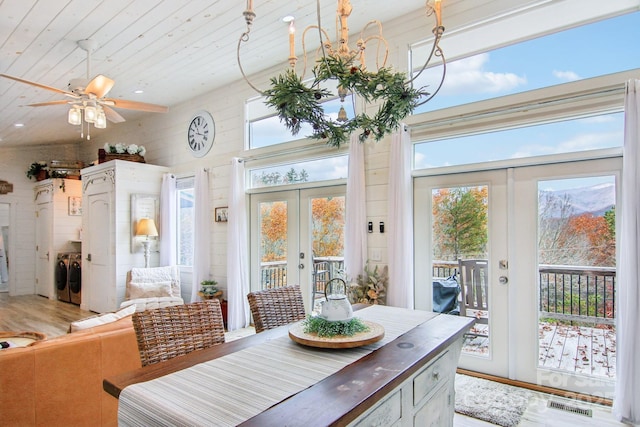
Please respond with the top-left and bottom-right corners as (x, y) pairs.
(128, 281), (173, 299)
(69, 304), (136, 332)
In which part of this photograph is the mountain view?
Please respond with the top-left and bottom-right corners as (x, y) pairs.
(539, 183), (615, 217)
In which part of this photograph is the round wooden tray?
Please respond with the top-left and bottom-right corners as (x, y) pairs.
(289, 320), (385, 349)
(0, 331), (46, 349)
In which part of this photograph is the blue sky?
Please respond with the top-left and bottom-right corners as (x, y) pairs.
(414, 12), (638, 169)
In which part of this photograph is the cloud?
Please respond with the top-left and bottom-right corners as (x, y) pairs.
(413, 53), (527, 96)
(552, 70), (581, 82)
(511, 130), (622, 158)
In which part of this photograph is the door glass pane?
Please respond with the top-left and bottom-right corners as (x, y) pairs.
(537, 176), (616, 379)
(432, 186), (489, 355)
(310, 196), (345, 308)
(259, 201), (288, 289)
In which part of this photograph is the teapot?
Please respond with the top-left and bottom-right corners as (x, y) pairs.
(320, 278), (353, 322)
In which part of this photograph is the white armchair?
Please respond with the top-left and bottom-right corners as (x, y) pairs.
(120, 266), (184, 312)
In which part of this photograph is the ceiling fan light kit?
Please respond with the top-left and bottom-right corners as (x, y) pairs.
(0, 38), (169, 141)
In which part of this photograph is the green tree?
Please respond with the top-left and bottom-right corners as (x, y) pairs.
(432, 187), (487, 260)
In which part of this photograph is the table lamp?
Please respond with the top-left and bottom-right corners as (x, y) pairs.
(136, 218), (158, 268)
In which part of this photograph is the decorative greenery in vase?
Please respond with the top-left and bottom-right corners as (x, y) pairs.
(348, 263), (388, 305)
(26, 161), (49, 181)
(200, 280), (220, 298)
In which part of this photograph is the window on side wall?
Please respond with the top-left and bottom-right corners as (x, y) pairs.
(176, 177), (195, 266)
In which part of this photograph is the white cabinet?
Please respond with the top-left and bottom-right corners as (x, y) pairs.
(350, 341), (462, 427)
(33, 179), (83, 298)
(81, 160), (168, 313)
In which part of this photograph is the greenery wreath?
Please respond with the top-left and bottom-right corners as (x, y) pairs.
(263, 56), (424, 148)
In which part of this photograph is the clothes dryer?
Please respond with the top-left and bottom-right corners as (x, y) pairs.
(68, 253), (82, 305)
(55, 253), (71, 302)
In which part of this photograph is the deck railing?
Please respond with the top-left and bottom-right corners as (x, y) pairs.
(432, 260), (616, 325)
(259, 257), (344, 290)
(539, 264), (616, 325)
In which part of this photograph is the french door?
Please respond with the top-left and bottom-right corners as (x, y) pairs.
(415, 169), (510, 377)
(250, 186), (345, 313)
(414, 157), (620, 397)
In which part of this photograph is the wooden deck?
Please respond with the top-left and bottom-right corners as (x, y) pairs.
(460, 322), (616, 379)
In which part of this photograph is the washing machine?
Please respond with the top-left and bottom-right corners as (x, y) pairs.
(68, 253), (82, 305)
(55, 253), (71, 302)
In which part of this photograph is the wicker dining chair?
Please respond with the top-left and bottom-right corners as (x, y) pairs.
(131, 299), (226, 366)
(247, 285), (306, 333)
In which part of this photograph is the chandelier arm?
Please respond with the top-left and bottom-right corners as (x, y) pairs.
(360, 34), (389, 70)
(237, 26), (265, 95)
(358, 21), (387, 69)
(405, 28), (443, 87)
(414, 49), (446, 107)
(302, 26), (333, 81)
(316, 0), (332, 74)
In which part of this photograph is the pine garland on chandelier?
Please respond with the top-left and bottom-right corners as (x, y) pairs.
(263, 56), (424, 148)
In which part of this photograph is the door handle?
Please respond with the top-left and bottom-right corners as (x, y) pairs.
(499, 276), (508, 284)
(298, 263), (304, 269)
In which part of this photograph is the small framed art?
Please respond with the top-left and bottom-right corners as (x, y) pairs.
(215, 207), (228, 222)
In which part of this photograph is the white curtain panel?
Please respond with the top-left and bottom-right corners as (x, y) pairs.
(613, 79), (640, 424)
(344, 134), (367, 282)
(190, 168), (211, 303)
(159, 173), (176, 267)
(387, 125), (414, 308)
(226, 158), (251, 330)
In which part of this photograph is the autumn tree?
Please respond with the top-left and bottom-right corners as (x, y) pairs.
(432, 186), (488, 261)
(538, 192), (616, 266)
(260, 201), (287, 261)
(311, 197), (345, 257)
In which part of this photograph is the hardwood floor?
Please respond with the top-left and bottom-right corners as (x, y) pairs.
(0, 292), (93, 338)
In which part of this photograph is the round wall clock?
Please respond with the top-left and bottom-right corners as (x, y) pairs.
(187, 110), (215, 157)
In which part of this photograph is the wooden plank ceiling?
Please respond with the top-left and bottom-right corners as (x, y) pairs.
(0, 0), (433, 147)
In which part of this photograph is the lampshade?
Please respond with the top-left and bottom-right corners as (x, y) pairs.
(95, 109), (107, 128)
(68, 107), (82, 125)
(84, 105), (97, 123)
(136, 218), (158, 237)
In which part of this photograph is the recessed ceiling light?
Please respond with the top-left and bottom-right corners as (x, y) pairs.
(133, 89), (144, 94)
(14, 123), (24, 127)
(282, 15), (295, 23)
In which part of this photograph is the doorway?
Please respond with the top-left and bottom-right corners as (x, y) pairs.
(250, 186), (345, 312)
(0, 203), (9, 292)
(414, 157), (620, 397)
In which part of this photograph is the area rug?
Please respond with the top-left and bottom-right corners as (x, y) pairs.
(455, 374), (533, 427)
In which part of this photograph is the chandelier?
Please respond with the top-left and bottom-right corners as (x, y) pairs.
(238, 0), (446, 147)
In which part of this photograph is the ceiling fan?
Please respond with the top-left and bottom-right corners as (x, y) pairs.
(1, 39), (168, 136)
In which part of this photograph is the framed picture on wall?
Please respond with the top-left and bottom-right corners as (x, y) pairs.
(215, 207), (228, 222)
(68, 196), (82, 216)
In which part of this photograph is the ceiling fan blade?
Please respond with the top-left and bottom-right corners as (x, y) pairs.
(27, 100), (72, 107)
(102, 105), (126, 123)
(104, 98), (169, 113)
(1, 73), (75, 96)
(85, 74), (115, 98)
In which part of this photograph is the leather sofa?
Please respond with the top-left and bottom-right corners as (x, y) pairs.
(0, 316), (140, 426)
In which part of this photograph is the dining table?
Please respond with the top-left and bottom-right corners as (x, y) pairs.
(104, 304), (473, 426)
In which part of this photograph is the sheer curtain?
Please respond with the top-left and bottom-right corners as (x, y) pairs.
(159, 173), (176, 266)
(226, 158), (250, 330)
(190, 168), (210, 303)
(344, 134), (367, 282)
(613, 79), (640, 424)
(387, 125), (414, 308)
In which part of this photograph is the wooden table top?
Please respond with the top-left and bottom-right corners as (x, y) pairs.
(105, 306), (473, 427)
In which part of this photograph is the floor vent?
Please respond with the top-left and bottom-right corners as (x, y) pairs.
(547, 400), (593, 417)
